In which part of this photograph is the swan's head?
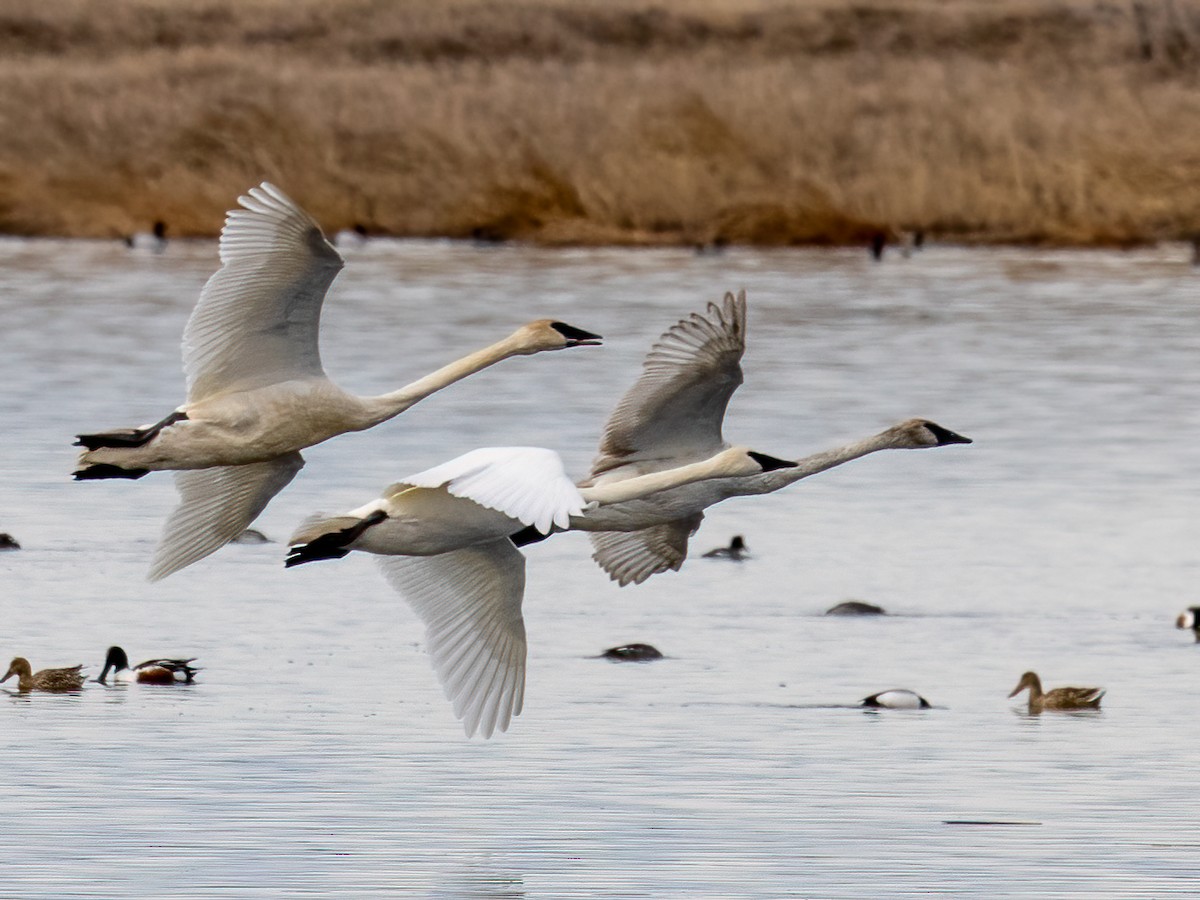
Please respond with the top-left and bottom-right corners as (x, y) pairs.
(1177, 608), (1200, 629)
(1007, 671), (1039, 698)
(1, 657), (31, 684)
(99, 646), (129, 683)
(887, 419), (972, 449)
(718, 446), (797, 477)
(513, 320), (603, 354)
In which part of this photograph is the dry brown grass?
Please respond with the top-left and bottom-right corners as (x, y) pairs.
(1, 0), (1198, 245)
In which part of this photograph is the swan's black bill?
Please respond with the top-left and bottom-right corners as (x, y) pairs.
(550, 322), (603, 346)
(747, 451), (796, 472)
(926, 423), (972, 445)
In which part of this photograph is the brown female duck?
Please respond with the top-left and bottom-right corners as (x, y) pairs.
(1008, 671), (1103, 712)
(1, 657), (86, 693)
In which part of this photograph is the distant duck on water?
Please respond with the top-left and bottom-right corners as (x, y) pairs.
(1008, 671), (1103, 713)
(123, 220), (167, 252)
(601, 644), (663, 661)
(1, 657), (86, 692)
(861, 689), (931, 709)
(99, 646), (198, 684)
(826, 600), (886, 616)
(1176, 607), (1200, 640)
(0, 533), (19, 550)
(702, 535), (748, 561)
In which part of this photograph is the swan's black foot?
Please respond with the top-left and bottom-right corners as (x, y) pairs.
(73, 464), (150, 481)
(75, 411), (187, 451)
(285, 510), (387, 568)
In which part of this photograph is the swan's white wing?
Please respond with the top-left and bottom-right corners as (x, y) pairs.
(148, 453), (305, 581)
(393, 447), (586, 533)
(183, 183), (344, 402)
(588, 515), (704, 587)
(592, 291), (746, 477)
(378, 540), (527, 738)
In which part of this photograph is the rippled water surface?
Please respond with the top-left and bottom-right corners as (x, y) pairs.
(1, 237), (1197, 897)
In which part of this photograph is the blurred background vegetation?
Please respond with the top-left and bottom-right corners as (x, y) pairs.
(1, 0), (1197, 245)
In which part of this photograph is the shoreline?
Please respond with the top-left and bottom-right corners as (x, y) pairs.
(2, 0), (1198, 248)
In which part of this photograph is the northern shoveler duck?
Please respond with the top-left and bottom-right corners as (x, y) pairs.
(861, 689), (930, 709)
(99, 646), (198, 684)
(702, 535), (748, 561)
(1, 657), (85, 692)
(1008, 671), (1103, 712)
(601, 643), (664, 662)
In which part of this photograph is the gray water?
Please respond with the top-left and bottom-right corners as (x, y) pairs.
(0, 236), (1197, 898)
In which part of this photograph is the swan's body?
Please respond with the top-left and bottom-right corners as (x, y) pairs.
(861, 689), (930, 709)
(74, 183), (600, 580)
(1008, 671), (1104, 713)
(1, 658), (85, 693)
(575, 291), (971, 585)
(288, 444), (793, 737)
(98, 646), (198, 684)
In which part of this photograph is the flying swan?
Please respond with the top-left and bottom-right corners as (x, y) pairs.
(73, 183), (601, 580)
(572, 290), (971, 585)
(286, 444), (795, 737)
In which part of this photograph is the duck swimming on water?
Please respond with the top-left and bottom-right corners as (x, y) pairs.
(702, 535), (748, 560)
(98, 646), (199, 684)
(861, 689), (930, 709)
(1, 657), (85, 692)
(1008, 671), (1104, 712)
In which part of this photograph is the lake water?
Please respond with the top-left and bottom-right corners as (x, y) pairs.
(0, 236), (1197, 897)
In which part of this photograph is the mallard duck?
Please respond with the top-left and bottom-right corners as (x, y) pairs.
(861, 689), (930, 709)
(702, 535), (748, 560)
(98, 646), (198, 684)
(1008, 671), (1103, 712)
(1, 657), (85, 692)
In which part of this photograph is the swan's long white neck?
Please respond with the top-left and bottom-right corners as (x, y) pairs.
(355, 333), (525, 429)
(727, 429), (902, 498)
(581, 450), (748, 506)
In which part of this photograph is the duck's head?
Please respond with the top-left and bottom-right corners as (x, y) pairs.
(1176, 608), (1200, 630)
(1007, 671), (1040, 698)
(730, 535), (746, 551)
(99, 646), (129, 683)
(513, 320), (603, 354)
(886, 419), (972, 449)
(1, 657), (31, 683)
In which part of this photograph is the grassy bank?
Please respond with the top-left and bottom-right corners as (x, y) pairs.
(1, 0), (1198, 245)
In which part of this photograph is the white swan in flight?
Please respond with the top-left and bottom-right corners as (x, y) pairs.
(286, 444), (795, 737)
(572, 291), (971, 586)
(73, 183), (601, 581)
